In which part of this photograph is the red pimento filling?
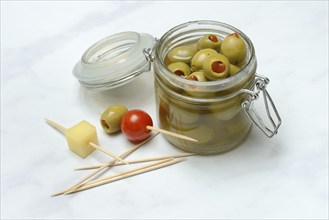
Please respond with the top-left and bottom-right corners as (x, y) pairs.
(208, 35), (218, 43)
(174, 70), (185, 76)
(188, 75), (199, 81)
(211, 61), (226, 73)
(229, 33), (239, 38)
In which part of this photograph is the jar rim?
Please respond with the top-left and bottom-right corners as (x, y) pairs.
(155, 20), (256, 91)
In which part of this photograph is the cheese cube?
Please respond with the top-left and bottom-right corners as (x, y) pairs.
(65, 120), (97, 158)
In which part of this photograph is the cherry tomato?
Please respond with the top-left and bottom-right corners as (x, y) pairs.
(121, 109), (153, 142)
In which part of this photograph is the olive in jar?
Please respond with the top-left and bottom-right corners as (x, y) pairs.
(202, 54), (230, 80)
(181, 125), (216, 144)
(167, 45), (197, 64)
(197, 34), (222, 52)
(167, 62), (191, 77)
(221, 33), (246, 65)
(167, 104), (200, 130)
(229, 64), (241, 76)
(226, 110), (251, 135)
(187, 71), (208, 82)
(207, 96), (242, 121)
(191, 49), (218, 71)
(185, 71), (215, 98)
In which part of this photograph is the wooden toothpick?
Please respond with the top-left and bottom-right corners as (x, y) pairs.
(65, 158), (185, 195)
(146, 126), (198, 142)
(74, 152), (196, 171)
(45, 118), (67, 134)
(51, 132), (159, 197)
(88, 142), (129, 165)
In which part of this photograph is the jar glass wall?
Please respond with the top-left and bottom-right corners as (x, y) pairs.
(153, 21), (257, 154)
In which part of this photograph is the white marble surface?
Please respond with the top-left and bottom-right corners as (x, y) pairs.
(1, 1), (328, 219)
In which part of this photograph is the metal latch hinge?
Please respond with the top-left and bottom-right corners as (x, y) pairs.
(241, 74), (282, 138)
(143, 38), (159, 71)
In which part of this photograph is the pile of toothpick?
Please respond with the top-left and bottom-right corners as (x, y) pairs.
(51, 133), (196, 197)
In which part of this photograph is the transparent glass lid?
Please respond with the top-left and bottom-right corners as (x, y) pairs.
(73, 31), (155, 90)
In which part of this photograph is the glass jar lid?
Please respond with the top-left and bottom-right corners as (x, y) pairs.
(73, 31), (155, 90)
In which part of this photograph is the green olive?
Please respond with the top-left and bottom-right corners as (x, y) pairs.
(229, 64), (241, 76)
(158, 99), (171, 131)
(221, 33), (247, 65)
(202, 54), (230, 80)
(157, 94), (200, 131)
(197, 34), (222, 52)
(186, 71), (208, 82)
(100, 105), (128, 134)
(225, 110), (252, 135)
(167, 62), (191, 77)
(168, 104), (200, 129)
(167, 45), (197, 64)
(182, 125), (216, 144)
(191, 49), (218, 71)
(185, 71), (214, 98)
(207, 96), (242, 120)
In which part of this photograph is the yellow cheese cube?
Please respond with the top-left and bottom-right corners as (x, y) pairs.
(65, 120), (97, 158)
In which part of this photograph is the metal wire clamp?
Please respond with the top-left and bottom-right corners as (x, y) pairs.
(143, 38), (159, 71)
(241, 75), (282, 138)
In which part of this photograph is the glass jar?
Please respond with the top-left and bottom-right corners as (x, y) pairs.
(152, 21), (280, 154)
(73, 20), (281, 154)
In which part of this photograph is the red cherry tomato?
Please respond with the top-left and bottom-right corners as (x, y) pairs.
(121, 109), (153, 142)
